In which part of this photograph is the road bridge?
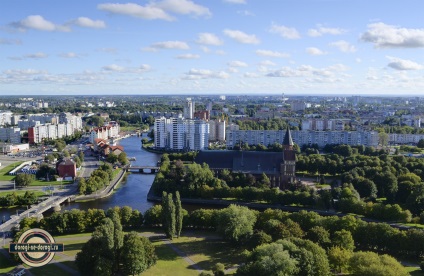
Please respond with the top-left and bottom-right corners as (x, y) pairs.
(127, 166), (159, 174)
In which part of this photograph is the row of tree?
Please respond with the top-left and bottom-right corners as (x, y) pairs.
(78, 163), (115, 195)
(0, 191), (38, 207)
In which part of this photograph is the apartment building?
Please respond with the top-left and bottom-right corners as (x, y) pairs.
(0, 127), (21, 143)
(226, 130), (379, 148)
(28, 123), (77, 144)
(209, 120), (226, 142)
(89, 121), (120, 144)
(301, 119), (345, 131)
(154, 117), (209, 151)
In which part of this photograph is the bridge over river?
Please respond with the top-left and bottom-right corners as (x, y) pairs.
(127, 166), (159, 174)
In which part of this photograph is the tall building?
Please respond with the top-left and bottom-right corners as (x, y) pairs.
(0, 127), (21, 143)
(28, 123), (76, 144)
(183, 98), (195, 119)
(154, 117), (209, 151)
(209, 119), (226, 142)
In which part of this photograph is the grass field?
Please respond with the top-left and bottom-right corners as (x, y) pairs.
(29, 180), (73, 186)
(0, 190), (45, 197)
(0, 161), (23, 181)
(0, 229), (244, 275)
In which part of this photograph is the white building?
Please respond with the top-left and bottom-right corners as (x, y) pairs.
(28, 123), (79, 144)
(389, 133), (424, 145)
(302, 119), (345, 131)
(89, 122), (120, 144)
(0, 111), (13, 126)
(0, 127), (21, 143)
(154, 117), (209, 151)
(209, 120), (226, 142)
(226, 130), (379, 148)
(183, 98), (195, 119)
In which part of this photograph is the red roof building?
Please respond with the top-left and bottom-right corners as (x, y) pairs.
(56, 158), (76, 179)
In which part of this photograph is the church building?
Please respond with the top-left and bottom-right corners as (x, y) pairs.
(195, 128), (296, 189)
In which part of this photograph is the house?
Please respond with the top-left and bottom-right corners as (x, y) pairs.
(195, 128), (296, 189)
(56, 158), (76, 179)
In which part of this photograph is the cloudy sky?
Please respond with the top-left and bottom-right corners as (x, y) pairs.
(1, 0), (424, 95)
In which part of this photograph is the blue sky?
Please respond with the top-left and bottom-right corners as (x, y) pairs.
(1, 0), (424, 95)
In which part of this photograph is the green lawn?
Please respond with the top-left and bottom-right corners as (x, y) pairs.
(0, 161), (24, 181)
(170, 234), (244, 273)
(0, 253), (16, 274)
(29, 180), (73, 186)
(143, 240), (199, 276)
(0, 190), (45, 197)
(405, 266), (424, 275)
(28, 263), (73, 276)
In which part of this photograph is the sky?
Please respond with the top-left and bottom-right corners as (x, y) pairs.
(1, 0), (424, 96)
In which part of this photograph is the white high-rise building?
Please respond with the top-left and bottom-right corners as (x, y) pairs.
(183, 98), (195, 119)
(209, 120), (226, 142)
(154, 117), (209, 150)
(0, 111), (13, 126)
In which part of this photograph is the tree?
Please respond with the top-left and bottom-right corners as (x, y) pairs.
(162, 192), (176, 239)
(175, 191), (183, 238)
(118, 152), (128, 165)
(236, 242), (299, 276)
(216, 205), (257, 243)
(213, 263), (225, 276)
(332, 229), (355, 251)
(348, 251), (408, 276)
(417, 139), (424, 149)
(121, 231), (157, 275)
(15, 174), (34, 187)
(328, 246), (352, 274)
(75, 218), (115, 275)
(379, 132), (389, 147)
(306, 226), (331, 248)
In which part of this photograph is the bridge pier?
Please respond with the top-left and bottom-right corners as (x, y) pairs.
(52, 204), (61, 212)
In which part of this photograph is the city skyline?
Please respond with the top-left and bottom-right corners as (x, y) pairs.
(1, 0), (424, 95)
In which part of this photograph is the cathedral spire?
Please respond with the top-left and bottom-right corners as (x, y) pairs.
(283, 126), (293, 150)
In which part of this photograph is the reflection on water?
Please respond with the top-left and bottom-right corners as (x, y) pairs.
(62, 135), (161, 213)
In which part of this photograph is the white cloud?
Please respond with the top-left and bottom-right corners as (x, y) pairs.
(361, 22), (424, 48)
(329, 40), (357, 53)
(269, 23), (300, 39)
(255, 49), (289, 58)
(228, 60), (248, 67)
(98, 48), (118, 54)
(306, 47), (327, 56)
(59, 52), (79, 58)
(183, 68), (230, 79)
(223, 0), (246, 4)
(176, 54), (200, 59)
(155, 0), (211, 17)
(24, 52), (48, 59)
(102, 64), (151, 73)
(223, 29), (260, 44)
(387, 56), (423, 70)
(267, 64), (349, 79)
(236, 10), (254, 16)
(98, 3), (174, 21)
(150, 40), (190, 50)
(71, 17), (106, 28)
(0, 38), (21, 45)
(244, 72), (260, 78)
(102, 64), (125, 72)
(4, 69), (48, 75)
(215, 50), (226, 55)
(10, 15), (70, 32)
(307, 25), (347, 37)
(259, 60), (276, 66)
(196, 33), (223, 46)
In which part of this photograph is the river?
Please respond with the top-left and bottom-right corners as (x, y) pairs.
(61, 135), (161, 213)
